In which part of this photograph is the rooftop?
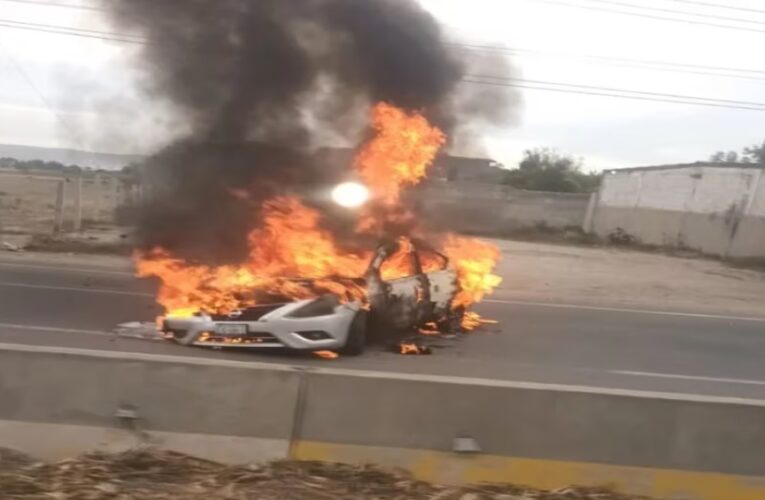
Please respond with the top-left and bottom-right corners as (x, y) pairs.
(608, 162), (765, 174)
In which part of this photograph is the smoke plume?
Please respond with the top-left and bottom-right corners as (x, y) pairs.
(107, 0), (513, 262)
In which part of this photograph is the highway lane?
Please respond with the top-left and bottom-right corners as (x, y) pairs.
(1, 255), (765, 399)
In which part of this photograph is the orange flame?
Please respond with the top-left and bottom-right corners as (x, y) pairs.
(379, 237), (416, 281)
(354, 103), (445, 237)
(137, 196), (369, 318)
(136, 102), (502, 337)
(440, 234), (502, 331)
(314, 350), (339, 360)
(442, 235), (502, 310)
(356, 102), (445, 205)
(399, 343), (431, 355)
(461, 311), (499, 331)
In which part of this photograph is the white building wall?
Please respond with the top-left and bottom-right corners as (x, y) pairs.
(747, 170), (765, 217)
(593, 165), (765, 258)
(635, 169), (696, 212)
(598, 171), (641, 208)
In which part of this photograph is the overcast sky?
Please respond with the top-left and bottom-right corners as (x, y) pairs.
(1, 0), (764, 171)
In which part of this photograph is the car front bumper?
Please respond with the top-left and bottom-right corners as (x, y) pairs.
(162, 301), (359, 351)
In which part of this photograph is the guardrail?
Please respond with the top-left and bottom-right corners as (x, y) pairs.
(0, 343), (763, 500)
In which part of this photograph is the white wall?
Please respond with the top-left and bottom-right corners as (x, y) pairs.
(593, 165), (765, 258)
(747, 171), (765, 217)
(599, 166), (758, 214)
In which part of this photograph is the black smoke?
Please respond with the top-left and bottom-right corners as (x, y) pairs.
(107, 0), (510, 263)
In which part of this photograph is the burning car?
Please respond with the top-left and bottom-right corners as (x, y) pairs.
(138, 105), (503, 356)
(160, 238), (459, 355)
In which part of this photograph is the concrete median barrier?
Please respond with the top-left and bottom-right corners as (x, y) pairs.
(0, 344), (300, 463)
(0, 343), (764, 499)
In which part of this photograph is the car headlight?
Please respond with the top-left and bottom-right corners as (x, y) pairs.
(286, 295), (339, 318)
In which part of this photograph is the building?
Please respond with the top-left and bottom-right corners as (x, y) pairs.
(588, 162), (765, 258)
(431, 155), (506, 183)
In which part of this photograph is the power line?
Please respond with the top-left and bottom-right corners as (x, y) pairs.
(0, 18), (143, 40)
(451, 43), (765, 82)
(464, 80), (765, 111)
(667, 0), (765, 15)
(0, 36), (80, 141)
(530, 0), (765, 34)
(0, 20), (145, 44)
(0, 0), (105, 11)
(1, 14), (762, 113)
(5, 13), (765, 100)
(6, 17), (765, 79)
(463, 78), (765, 111)
(585, 0), (765, 26)
(471, 75), (765, 107)
(453, 43), (765, 75)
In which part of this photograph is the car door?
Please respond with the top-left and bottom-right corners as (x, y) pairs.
(411, 242), (458, 320)
(365, 239), (429, 330)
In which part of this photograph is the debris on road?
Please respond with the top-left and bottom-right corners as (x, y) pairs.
(397, 342), (433, 355)
(0, 448), (659, 500)
(115, 322), (165, 340)
(1, 241), (23, 252)
(313, 350), (340, 360)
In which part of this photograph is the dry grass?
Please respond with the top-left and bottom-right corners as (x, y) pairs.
(0, 448), (658, 500)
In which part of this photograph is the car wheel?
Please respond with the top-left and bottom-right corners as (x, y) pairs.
(341, 311), (367, 356)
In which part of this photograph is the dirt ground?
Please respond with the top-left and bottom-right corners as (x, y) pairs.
(1, 237), (763, 319)
(489, 239), (765, 318)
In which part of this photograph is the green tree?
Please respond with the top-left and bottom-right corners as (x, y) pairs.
(742, 140), (765, 163)
(503, 148), (600, 193)
(708, 140), (765, 164)
(709, 150), (743, 163)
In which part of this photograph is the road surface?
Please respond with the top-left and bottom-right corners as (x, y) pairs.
(1, 253), (764, 399)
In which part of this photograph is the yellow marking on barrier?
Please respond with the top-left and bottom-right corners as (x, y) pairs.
(292, 441), (765, 500)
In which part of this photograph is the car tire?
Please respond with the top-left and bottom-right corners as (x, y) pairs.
(341, 311), (367, 356)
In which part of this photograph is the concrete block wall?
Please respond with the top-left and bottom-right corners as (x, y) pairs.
(0, 170), (132, 233)
(592, 165), (765, 258)
(1, 343), (764, 500)
(729, 169), (765, 258)
(420, 181), (591, 235)
(63, 174), (128, 223)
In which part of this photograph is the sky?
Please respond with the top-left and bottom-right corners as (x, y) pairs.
(1, 0), (764, 171)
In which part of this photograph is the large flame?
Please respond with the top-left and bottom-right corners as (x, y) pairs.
(441, 235), (503, 309)
(136, 102), (502, 337)
(355, 102), (445, 205)
(136, 197), (369, 318)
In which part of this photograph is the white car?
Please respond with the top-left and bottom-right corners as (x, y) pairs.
(161, 239), (459, 355)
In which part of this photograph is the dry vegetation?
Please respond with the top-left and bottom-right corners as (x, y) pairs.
(0, 448), (658, 500)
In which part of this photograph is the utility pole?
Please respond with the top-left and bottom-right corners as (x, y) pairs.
(53, 179), (65, 233)
(73, 173), (83, 232)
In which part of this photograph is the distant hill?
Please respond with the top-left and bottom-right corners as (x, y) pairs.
(0, 144), (144, 170)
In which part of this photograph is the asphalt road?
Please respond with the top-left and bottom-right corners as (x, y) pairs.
(1, 254), (765, 399)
